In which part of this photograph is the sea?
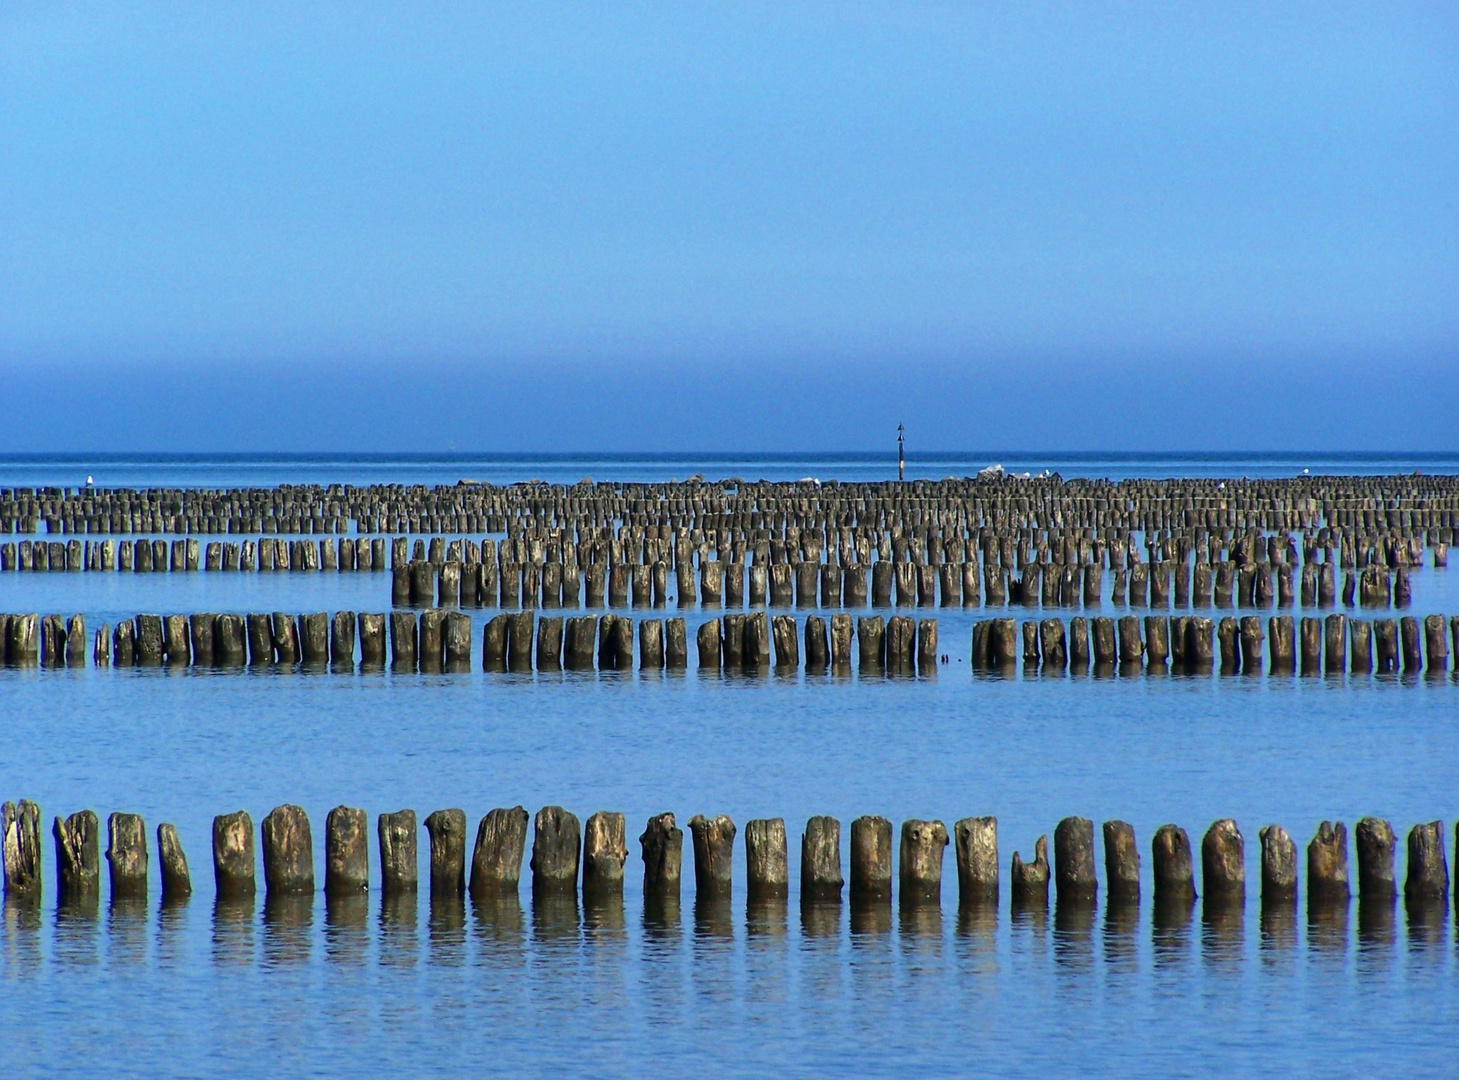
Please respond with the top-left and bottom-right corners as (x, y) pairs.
(1, 452), (1456, 1078)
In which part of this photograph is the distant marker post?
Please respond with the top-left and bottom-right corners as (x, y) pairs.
(897, 425), (905, 482)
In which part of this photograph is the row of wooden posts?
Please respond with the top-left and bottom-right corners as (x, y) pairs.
(0, 531), (1431, 615)
(3, 610), (1457, 677)
(393, 555), (1421, 611)
(3, 801), (1453, 914)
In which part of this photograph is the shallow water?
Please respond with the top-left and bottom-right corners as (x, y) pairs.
(2, 454), (1457, 1078)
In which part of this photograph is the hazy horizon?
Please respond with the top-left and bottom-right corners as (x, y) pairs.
(2, 3), (1455, 452)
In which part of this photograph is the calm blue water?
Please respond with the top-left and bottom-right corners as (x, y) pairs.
(2, 453), (1458, 1079)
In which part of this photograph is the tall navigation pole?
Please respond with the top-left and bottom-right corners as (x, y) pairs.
(897, 424), (905, 482)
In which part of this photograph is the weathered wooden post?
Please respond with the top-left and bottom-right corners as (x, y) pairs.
(469, 806), (529, 900)
(2, 799), (43, 900)
(389, 611), (418, 670)
(534, 615), (563, 671)
(1354, 817), (1396, 904)
(991, 617), (1019, 667)
(850, 815), (893, 904)
(1424, 614), (1449, 673)
(696, 617), (721, 670)
(1201, 819), (1244, 905)
(299, 612), (329, 665)
(771, 614), (799, 671)
(530, 806), (581, 895)
(801, 816), (843, 902)
(1103, 820), (1139, 902)
(358, 612), (386, 666)
(745, 818), (788, 900)
(899, 819), (948, 905)
(583, 811), (628, 900)
(158, 823), (191, 900)
(1091, 616), (1116, 667)
(378, 810), (417, 894)
(213, 810), (256, 899)
(1117, 615), (1143, 667)
(106, 812), (148, 899)
(325, 806), (369, 896)
(1010, 835), (1049, 906)
(262, 805), (314, 895)
(1054, 816), (1097, 902)
(688, 814), (736, 899)
(1374, 618), (1398, 672)
(424, 808), (467, 897)
(1403, 821), (1448, 904)
(1238, 616), (1264, 674)
(640, 812), (683, 901)
(954, 816), (998, 906)
(1307, 821), (1349, 904)
(1068, 616), (1090, 670)
(639, 618), (664, 669)
(1247, 823), (1293, 917)
(665, 616), (687, 669)
(857, 615), (886, 671)
(506, 610), (535, 672)
(53, 810), (100, 903)
(1268, 614), (1295, 673)
(1152, 823), (1196, 906)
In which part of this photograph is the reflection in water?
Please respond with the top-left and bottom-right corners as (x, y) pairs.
(2, 897), (42, 973)
(1306, 897), (1349, 960)
(262, 893), (313, 968)
(157, 898), (189, 970)
(472, 891), (526, 968)
(379, 890), (419, 969)
(641, 894), (685, 1028)
(428, 895), (466, 967)
(1201, 898), (1245, 971)
(1102, 898), (1139, 975)
(1053, 899), (1095, 973)
(54, 896), (100, 968)
(212, 896), (256, 966)
(324, 892), (369, 967)
(1151, 895), (1194, 972)
(531, 890), (581, 949)
(898, 900), (943, 950)
(107, 896), (148, 967)
(956, 901), (998, 977)
(693, 897), (735, 943)
(582, 894), (626, 941)
(1356, 897), (1396, 968)
(1259, 899), (1298, 971)
(798, 899), (838, 941)
(746, 896), (788, 941)
(1404, 898), (1447, 953)
(849, 897), (892, 940)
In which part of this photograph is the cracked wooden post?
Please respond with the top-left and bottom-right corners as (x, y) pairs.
(213, 811), (256, 899)
(688, 814), (736, 899)
(1117, 615), (1143, 667)
(106, 812), (148, 899)
(1323, 614), (1347, 674)
(640, 812), (683, 902)
(299, 612), (328, 665)
(1054, 816), (1097, 903)
(1424, 614), (1449, 673)
(954, 816), (998, 906)
(666, 617), (688, 669)
(857, 616), (885, 671)
(1374, 618), (1397, 672)
(445, 611), (473, 670)
(530, 806), (581, 895)
(1103, 820), (1139, 903)
(1201, 818), (1245, 905)
(507, 610), (535, 672)
(424, 808), (466, 898)
(696, 617), (721, 670)
(1238, 616), (1263, 674)
(1308, 821), (1349, 904)
(2, 799), (43, 900)
(1187, 616), (1214, 669)
(157, 823), (191, 901)
(358, 613), (386, 666)
(1354, 817), (1396, 904)
(53, 810), (100, 904)
(329, 612), (355, 666)
(1348, 619), (1373, 673)
(469, 806), (529, 900)
(1217, 617), (1239, 674)
(772, 614), (799, 671)
(917, 618), (939, 674)
(262, 805), (314, 895)
(745, 818), (788, 900)
(1400, 615), (1422, 672)
(1091, 616), (1116, 667)
(1010, 835), (1049, 906)
(849, 815), (893, 904)
(801, 816), (843, 903)
(899, 819), (948, 905)
(1403, 821), (1447, 904)
(991, 617), (1019, 667)
(804, 614), (828, 673)
(1152, 824), (1196, 907)
(1268, 614), (1295, 673)
(830, 613), (852, 669)
(583, 811), (628, 901)
(389, 611), (417, 671)
(1039, 619), (1066, 672)
(1145, 616), (1170, 668)
(1258, 825), (1296, 904)
(378, 810), (417, 894)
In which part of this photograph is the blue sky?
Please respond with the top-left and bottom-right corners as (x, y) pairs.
(1, 3), (1455, 451)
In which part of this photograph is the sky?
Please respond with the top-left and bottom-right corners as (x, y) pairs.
(1, 2), (1455, 452)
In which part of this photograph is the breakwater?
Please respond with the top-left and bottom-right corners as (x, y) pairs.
(4, 800), (1451, 920)
(2, 609), (1455, 678)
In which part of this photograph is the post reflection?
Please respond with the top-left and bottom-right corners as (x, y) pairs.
(212, 896), (256, 966)
(1102, 897), (1139, 974)
(1151, 895), (1194, 971)
(324, 892), (369, 967)
(471, 890), (525, 967)
(54, 895), (100, 968)
(379, 889), (419, 969)
(1200, 897), (1245, 970)
(107, 896), (148, 967)
(428, 895), (466, 967)
(531, 889), (581, 950)
(2, 896), (42, 973)
(1053, 899), (1095, 973)
(262, 893), (313, 968)
(1259, 897), (1297, 971)
(1306, 896), (1349, 961)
